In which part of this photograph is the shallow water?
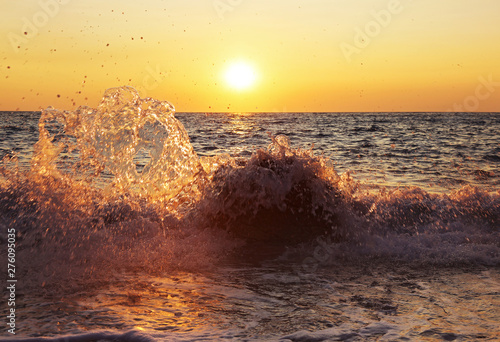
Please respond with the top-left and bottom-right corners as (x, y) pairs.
(13, 264), (500, 341)
(0, 87), (499, 340)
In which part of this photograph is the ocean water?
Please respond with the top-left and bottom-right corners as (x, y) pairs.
(0, 87), (499, 341)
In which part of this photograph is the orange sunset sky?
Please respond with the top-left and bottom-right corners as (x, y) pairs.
(1, 0), (499, 112)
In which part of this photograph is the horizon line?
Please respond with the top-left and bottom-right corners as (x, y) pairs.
(1, 110), (499, 114)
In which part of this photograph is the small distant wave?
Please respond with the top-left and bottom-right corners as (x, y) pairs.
(473, 169), (496, 180)
(352, 124), (381, 132)
(483, 154), (500, 162)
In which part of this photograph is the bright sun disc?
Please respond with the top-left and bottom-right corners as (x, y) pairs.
(225, 62), (257, 90)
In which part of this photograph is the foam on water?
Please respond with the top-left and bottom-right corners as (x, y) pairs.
(1, 87), (499, 340)
(193, 135), (362, 244)
(1, 87), (499, 287)
(0, 87), (236, 294)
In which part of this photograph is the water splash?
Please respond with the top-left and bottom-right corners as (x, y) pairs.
(0, 87), (233, 294)
(1, 87), (499, 297)
(31, 86), (203, 201)
(194, 134), (363, 243)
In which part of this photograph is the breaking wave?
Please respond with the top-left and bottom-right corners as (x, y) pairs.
(1, 87), (499, 294)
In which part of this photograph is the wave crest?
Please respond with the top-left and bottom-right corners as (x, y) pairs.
(194, 135), (363, 243)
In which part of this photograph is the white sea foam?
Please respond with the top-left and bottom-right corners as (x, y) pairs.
(0, 88), (499, 340)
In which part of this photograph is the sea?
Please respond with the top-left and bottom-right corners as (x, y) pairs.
(0, 86), (499, 341)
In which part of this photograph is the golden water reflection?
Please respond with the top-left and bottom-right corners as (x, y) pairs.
(17, 266), (500, 339)
(73, 272), (230, 333)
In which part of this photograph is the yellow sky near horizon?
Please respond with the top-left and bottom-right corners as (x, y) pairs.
(1, 0), (499, 112)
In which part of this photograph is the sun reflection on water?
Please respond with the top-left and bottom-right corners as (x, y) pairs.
(67, 273), (225, 333)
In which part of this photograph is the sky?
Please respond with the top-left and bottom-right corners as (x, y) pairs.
(1, 0), (499, 112)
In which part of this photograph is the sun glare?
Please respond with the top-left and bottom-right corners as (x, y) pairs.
(224, 62), (257, 90)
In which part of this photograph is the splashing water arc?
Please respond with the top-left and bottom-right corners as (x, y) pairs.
(1, 89), (499, 340)
(31, 86), (203, 200)
(27, 86), (359, 245)
(19, 86), (499, 260)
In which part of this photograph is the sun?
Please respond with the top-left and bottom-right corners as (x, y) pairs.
(224, 61), (257, 90)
